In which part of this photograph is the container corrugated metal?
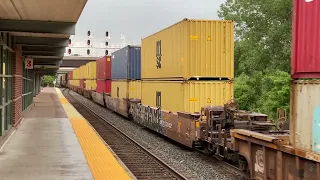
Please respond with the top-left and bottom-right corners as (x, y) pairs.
(84, 61), (96, 80)
(111, 80), (129, 99)
(141, 18), (234, 80)
(141, 80), (234, 113)
(96, 80), (111, 94)
(79, 65), (86, 79)
(292, 0), (320, 78)
(111, 45), (141, 80)
(73, 68), (81, 80)
(97, 56), (111, 80)
(128, 80), (141, 99)
(69, 80), (79, 86)
(85, 79), (96, 90)
(290, 80), (320, 153)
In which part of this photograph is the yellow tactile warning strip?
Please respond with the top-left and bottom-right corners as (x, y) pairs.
(55, 88), (132, 180)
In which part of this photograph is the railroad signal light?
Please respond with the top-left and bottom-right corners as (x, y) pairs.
(68, 39), (71, 45)
(87, 30), (91, 36)
(105, 50), (109, 56)
(87, 49), (90, 55)
(87, 39), (91, 46)
(106, 31), (109, 37)
(68, 49), (71, 54)
(105, 41), (109, 46)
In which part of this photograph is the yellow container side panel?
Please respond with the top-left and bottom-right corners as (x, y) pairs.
(183, 81), (234, 113)
(85, 80), (95, 90)
(83, 65), (87, 79)
(73, 68), (81, 80)
(141, 81), (234, 113)
(70, 80), (80, 86)
(84, 62), (96, 79)
(84, 64), (89, 79)
(91, 61), (97, 79)
(111, 80), (128, 99)
(128, 80), (142, 99)
(89, 62), (97, 79)
(186, 20), (234, 80)
(141, 81), (184, 113)
(141, 19), (234, 80)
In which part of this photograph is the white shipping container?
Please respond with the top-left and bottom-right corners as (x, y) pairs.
(290, 80), (320, 153)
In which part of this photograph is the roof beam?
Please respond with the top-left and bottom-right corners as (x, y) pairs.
(0, 20), (75, 35)
(22, 46), (66, 53)
(16, 37), (69, 47)
(26, 55), (63, 59)
(23, 51), (65, 56)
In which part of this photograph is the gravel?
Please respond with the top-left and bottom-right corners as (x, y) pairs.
(68, 90), (246, 180)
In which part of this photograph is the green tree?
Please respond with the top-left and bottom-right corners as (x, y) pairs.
(218, 0), (292, 120)
(218, 0), (292, 74)
(42, 75), (55, 87)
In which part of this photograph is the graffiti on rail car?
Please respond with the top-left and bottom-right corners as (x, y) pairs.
(130, 103), (172, 134)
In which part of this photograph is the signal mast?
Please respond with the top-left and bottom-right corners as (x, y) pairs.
(66, 31), (127, 57)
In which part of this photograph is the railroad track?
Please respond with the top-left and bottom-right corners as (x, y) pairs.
(62, 88), (187, 180)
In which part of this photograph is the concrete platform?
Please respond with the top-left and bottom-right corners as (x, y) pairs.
(0, 88), (93, 180)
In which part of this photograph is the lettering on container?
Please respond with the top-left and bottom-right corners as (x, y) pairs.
(254, 149), (264, 174)
(190, 98), (198, 102)
(190, 35), (198, 40)
(156, 40), (162, 69)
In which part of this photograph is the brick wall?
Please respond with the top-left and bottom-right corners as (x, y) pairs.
(13, 45), (23, 127)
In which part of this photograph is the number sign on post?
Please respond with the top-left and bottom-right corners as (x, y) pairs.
(25, 58), (33, 69)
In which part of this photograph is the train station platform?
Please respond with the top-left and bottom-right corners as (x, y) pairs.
(0, 87), (133, 180)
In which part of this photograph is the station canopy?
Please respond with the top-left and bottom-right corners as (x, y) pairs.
(0, 0), (88, 75)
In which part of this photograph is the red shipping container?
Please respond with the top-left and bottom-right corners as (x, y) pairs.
(292, 0), (320, 78)
(96, 80), (111, 94)
(68, 71), (73, 80)
(96, 56), (111, 80)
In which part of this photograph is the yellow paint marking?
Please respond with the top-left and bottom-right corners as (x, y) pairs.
(59, 98), (69, 104)
(196, 121), (200, 128)
(55, 88), (132, 180)
(190, 98), (198, 102)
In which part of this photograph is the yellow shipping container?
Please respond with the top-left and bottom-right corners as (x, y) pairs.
(79, 65), (86, 79)
(73, 68), (81, 80)
(111, 80), (128, 99)
(142, 18), (234, 80)
(69, 80), (79, 86)
(84, 61), (96, 80)
(128, 80), (141, 99)
(141, 80), (234, 113)
(85, 79), (97, 90)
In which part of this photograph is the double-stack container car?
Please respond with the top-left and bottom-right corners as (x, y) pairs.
(106, 45), (142, 116)
(96, 56), (111, 94)
(83, 61), (96, 98)
(63, 8), (320, 178)
(290, 0), (320, 154)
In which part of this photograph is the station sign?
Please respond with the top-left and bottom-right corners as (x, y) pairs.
(25, 58), (33, 69)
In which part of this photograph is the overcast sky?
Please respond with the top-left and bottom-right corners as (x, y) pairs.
(72, 0), (226, 45)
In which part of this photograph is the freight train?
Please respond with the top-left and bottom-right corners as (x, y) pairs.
(60, 2), (320, 178)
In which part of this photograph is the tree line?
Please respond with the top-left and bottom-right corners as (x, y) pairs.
(218, 0), (292, 119)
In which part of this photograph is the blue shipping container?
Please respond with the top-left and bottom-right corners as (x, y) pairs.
(111, 45), (141, 80)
